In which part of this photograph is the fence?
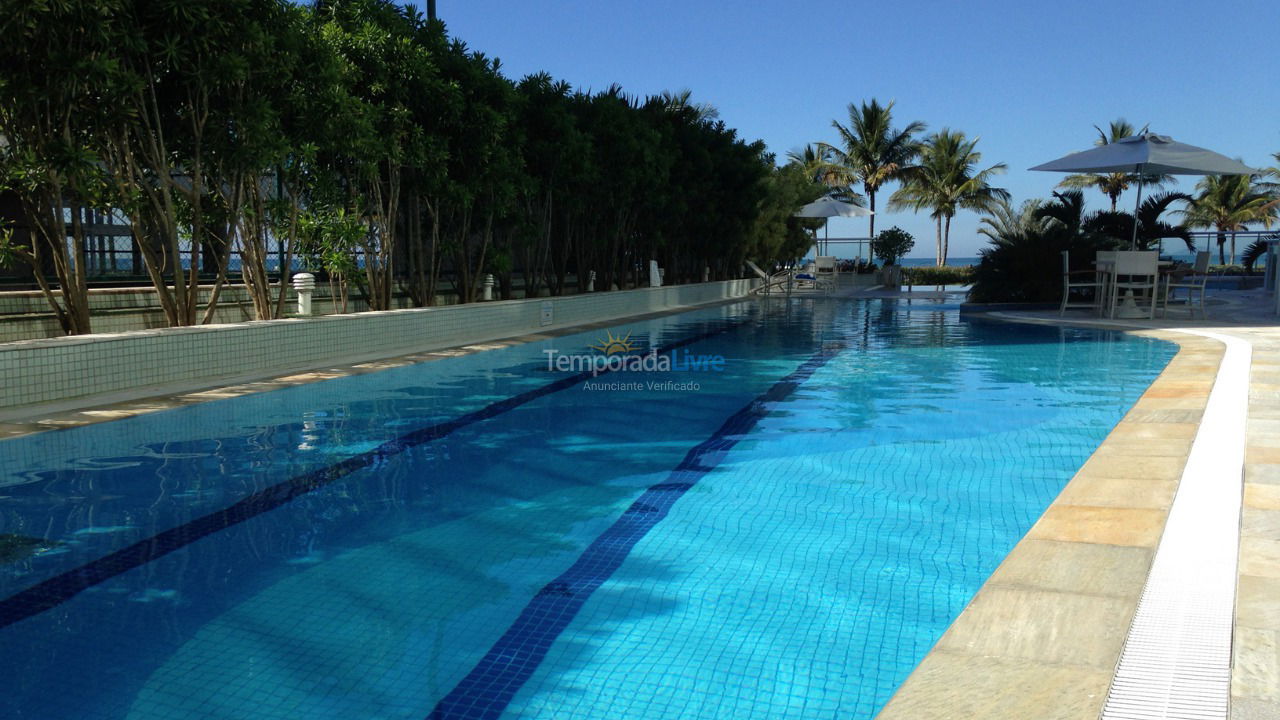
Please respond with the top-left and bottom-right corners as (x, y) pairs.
(1158, 230), (1277, 266)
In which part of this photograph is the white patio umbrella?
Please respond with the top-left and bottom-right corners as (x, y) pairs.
(1030, 133), (1256, 248)
(793, 196), (873, 255)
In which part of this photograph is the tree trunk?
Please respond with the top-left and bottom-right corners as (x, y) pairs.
(867, 186), (877, 243)
(941, 214), (952, 267)
(934, 217), (943, 267)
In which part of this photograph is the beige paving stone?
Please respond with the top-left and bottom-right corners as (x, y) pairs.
(1233, 627), (1280, 703)
(1249, 446), (1280, 465)
(1075, 453), (1186, 481)
(1248, 407), (1280, 421)
(1242, 507), (1280, 541)
(1027, 504), (1167, 547)
(1054, 475), (1178, 510)
(876, 650), (1110, 720)
(1140, 385), (1213, 399)
(1247, 432), (1280, 448)
(986, 538), (1152, 599)
(1246, 464), (1280, 486)
(1107, 421), (1198, 438)
(1238, 576), (1280, 630)
(1126, 396), (1210, 411)
(934, 586), (1133, 670)
(1247, 419), (1280, 437)
(1246, 483), (1280, 510)
(1240, 538), (1280, 579)
(1231, 697), (1280, 720)
(1088, 439), (1191, 458)
(1122, 408), (1204, 424)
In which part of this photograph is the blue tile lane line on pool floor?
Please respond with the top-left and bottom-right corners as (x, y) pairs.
(0, 320), (747, 631)
(425, 340), (846, 720)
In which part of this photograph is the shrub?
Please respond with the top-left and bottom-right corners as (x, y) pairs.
(871, 226), (915, 265)
(968, 192), (1113, 303)
(903, 265), (974, 286)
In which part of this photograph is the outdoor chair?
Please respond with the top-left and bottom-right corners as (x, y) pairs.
(1161, 250), (1211, 318)
(1108, 250), (1159, 319)
(1095, 250), (1117, 310)
(815, 256), (838, 280)
(1060, 250), (1103, 316)
(794, 261), (834, 293)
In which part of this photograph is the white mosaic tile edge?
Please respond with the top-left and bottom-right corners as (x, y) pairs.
(0, 280), (758, 410)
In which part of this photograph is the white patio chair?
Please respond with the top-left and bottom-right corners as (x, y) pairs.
(1060, 250), (1104, 316)
(1108, 250), (1159, 319)
(1095, 250), (1117, 311)
(1161, 250), (1211, 318)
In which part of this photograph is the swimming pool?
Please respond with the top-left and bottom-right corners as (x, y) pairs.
(0, 296), (1175, 719)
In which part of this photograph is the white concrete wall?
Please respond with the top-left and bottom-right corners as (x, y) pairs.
(0, 279), (757, 411)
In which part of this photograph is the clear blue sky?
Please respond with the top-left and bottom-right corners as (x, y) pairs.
(426, 0), (1280, 260)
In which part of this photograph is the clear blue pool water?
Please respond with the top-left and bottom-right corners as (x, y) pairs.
(0, 296), (1176, 719)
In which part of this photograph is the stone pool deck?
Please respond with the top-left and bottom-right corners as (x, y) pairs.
(876, 287), (1279, 720)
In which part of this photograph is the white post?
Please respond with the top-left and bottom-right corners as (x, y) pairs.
(586, 270), (595, 293)
(703, 266), (710, 282)
(292, 273), (315, 316)
(483, 274), (494, 301)
(649, 260), (661, 288)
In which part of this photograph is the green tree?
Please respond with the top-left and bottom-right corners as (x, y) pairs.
(1258, 151), (1280, 196)
(1057, 120), (1174, 211)
(1180, 173), (1278, 263)
(0, 0), (125, 334)
(746, 162), (824, 266)
(871, 226), (914, 265)
(889, 129), (1010, 266)
(817, 99), (923, 241)
(977, 197), (1047, 245)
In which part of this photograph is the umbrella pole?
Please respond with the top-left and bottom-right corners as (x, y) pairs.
(1130, 167), (1145, 250)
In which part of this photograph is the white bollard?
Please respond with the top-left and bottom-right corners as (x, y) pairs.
(586, 270), (595, 292)
(649, 260), (661, 288)
(703, 266), (710, 282)
(292, 273), (316, 316)
(483, 274), (495, 301)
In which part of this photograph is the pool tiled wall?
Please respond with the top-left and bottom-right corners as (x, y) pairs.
(0, 280), (757, 411)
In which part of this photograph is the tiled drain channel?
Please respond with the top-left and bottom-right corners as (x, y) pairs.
(1101, 330), (1249, 720)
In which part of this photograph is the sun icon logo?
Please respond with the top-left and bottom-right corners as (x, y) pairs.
(589, 330), (638, 355)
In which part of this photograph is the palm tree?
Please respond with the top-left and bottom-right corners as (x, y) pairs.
(816, 99), (924, 241)
(656, 88), (719, 123)
(1057, 119), (1174, 211)
(977, 198), (1047, 246)
(1033, 189), (1191, 252)
(889, 129), (1010, 265)
(1180, 173), (1279, 263)
(785, 144), (862, 201)
(1258, 151), (1280, 195)
(1133, 191), (1195, 252)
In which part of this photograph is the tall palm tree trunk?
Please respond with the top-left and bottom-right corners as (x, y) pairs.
(941, 214), (952, 266)
(867, 189), (876, 242)
(934, 217), (943, 266)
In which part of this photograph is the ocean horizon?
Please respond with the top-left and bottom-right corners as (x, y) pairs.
(898, 256), (979, 267)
